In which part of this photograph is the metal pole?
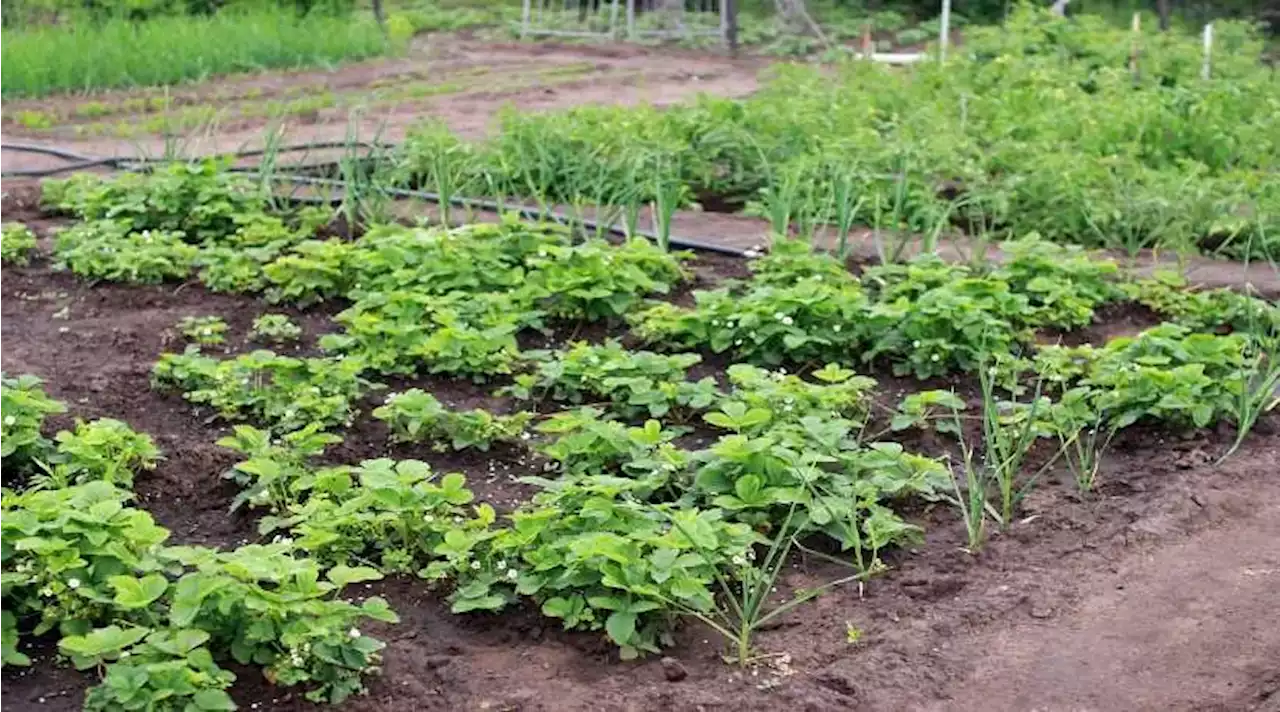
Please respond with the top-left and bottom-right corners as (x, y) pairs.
(938, 0), (951, 62)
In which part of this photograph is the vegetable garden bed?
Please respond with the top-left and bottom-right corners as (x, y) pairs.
(1, 164), (1278, 712)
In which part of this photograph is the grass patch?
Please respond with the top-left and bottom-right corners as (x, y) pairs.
(1, 9), (398, 98)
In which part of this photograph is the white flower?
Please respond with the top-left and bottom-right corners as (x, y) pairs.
(348, 628), (361, 639)
(520, 432), (531, 441)
(987, 366), (999, 376)
(781, 316), (794, 326)
(773, 312), (785, 320)
(506, 568), (519, 580)
(930, 354), (940, 362)
(39, 587), (53, 598)
(496, 560), (507, 570)
(734, 339), (743, 346)
(778, 368), (787, 375)
(470, 561), (481, 570)
(3, 416), (15, 426)
(731, 555), (746, 566)
(912, 340), (921, 349)
(833, 325), (841, 333)
(67, 578), (81, 590)
(424, 514), (435, 523)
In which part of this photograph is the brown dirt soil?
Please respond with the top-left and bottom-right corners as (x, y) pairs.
(0, 36), (766, 164)
(3, 184), (1280, 712)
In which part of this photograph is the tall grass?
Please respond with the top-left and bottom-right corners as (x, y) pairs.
(1, 9), (396, 98)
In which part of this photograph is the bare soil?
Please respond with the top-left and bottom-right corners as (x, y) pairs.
(0, 36), (766, 166)
(3, 182), (1279, 712)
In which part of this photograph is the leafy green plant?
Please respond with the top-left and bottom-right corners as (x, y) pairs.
(503, 341), (718, 420)
(891, 390), (967, 436)
(152, 348), (371, 433)
(1, 373), (67, 479)
(373, 389), (531, 451)
(2, 223), (38, 265)
(54, 221), (199, 284)
(520, 239), (688, 322)
(217, 424), (345, 513)
(270, 458), (484, 576)
(1218, 348), (1280, 464)
(433, 474), (760, 659)
(250, 314), (303, 344)
(63, 627), (237, 712)
(1, 482), (169, 647)
(34, 418), (161, 490)
(664, 506), (858, 666)
(162, 544), (398, 703)
(177, 316), (228, 347)
(993, 236), (1124, 329)
(263, 239), (358, 306)
(535, 408), (688, 479)
(714, 363), (877, 435)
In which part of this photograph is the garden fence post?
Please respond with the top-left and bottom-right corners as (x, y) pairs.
(724, 0), (738, 55)
(521, 0), (532, 39)
(938, 0), (950, 63)
(627, 0), (636, 39)
(1129, 12), (1140, 80)
(1201, 23), (1213, 80)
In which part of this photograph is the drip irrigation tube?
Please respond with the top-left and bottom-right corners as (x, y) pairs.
(0, 141), (750, 256)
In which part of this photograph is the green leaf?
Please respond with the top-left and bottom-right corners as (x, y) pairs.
(326, 565), (383, 588)
(108, 573), (169, 610)
(604, 611), (637, 646)
(192, 689), (238, 711)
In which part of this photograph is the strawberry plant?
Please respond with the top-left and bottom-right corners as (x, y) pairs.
(41, 160), (267, 240)
(691, 418), (947, 560)
(262, 239), (359, 306)
(62, 627), (237, 712)
(520, 238), (689, 322)
(862, 272), (1030, 378)
(2, 222), (38, 265)
(1, 482), (169, 648)
(152, 348), (371, 433)
(890, 390), (968, 436)
(372, 389), (531, 451)
(1, 373), (66, 480)
(535, 408), (688, 479)
(217, 425), (346, 513)
(632, 278), (868, 367)
(250, 314), (303, 344)
(503, 341), (718, 420)
(434, 474), (760, 659)
(993, 236), (1124, 329)
(1122, 274), (1280, 338)
(713, 363), (876, 434)
(54, 221), (199, 284)
(272, 458), (486, 575)
(34, 418), (161, 490)
(177, 316), (229, 347)
(162, 544), (398, 703)
(321, 291), (537, 380)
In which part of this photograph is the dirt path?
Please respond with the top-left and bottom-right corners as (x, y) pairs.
(0, 36), (765, 164)
(933, 484), (1280, 712)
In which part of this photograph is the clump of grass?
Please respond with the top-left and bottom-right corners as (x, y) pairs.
(1, 9), (399, 98)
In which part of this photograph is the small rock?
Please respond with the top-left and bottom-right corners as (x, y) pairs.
(661, 656), (688, 682)
(1029, 604), (1053, 619)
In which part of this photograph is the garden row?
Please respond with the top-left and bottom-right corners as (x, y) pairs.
(394, 7), (1279, 260)
(2, 162), (1277, 710)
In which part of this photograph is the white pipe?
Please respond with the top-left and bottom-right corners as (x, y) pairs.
(1202, 23), (1213, 80)
(939, 0), (951, 62)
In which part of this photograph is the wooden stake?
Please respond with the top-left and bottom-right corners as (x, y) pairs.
(861, 23), (873, 59)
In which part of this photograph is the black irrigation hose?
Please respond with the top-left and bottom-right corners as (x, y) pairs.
(265, 174), (751, 257)
(0, 141), (751, 257)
